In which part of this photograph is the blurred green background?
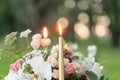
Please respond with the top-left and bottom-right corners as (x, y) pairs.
(0, 0), (120, 80)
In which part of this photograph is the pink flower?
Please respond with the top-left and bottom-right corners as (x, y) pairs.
(41, 38), (51, 46)
(47, 55), (58, 67)
(65, 62), (74, 74)
(31, 33), (42, 49)
(84, 69), (88, 74)
(64, 49), (73, 58)
(64, 58), (69, 66)
(32, 34), (42, 40)
(52, 69), (59, 78)
(9, 60), (21, 73)
(31, 39), (40, 49)
(86, 76), (90, 80)
(65, 62), (80, 74)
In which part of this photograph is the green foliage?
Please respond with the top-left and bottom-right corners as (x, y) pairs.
(86, 71), (98, 80)
(71, 56), (79, 60)
(23, 64), (34, 74)
(100, 76), (108, 80)
(0, 29), (32, 60)
(65, 74), (86, 80)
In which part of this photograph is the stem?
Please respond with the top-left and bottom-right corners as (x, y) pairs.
(26, 37), (30, 48)
(43, 46), (48, 61)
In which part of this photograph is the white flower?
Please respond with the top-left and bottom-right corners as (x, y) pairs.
(50, 45), (59, 58)
(82, 57), (95, 70)
(23, 50), (43, 59)
(17, 69), (33, 80)
(5, 32), (18, 45)
(20, 29), (32, 38)
(29, 50), (43, 56)
(91, 62), (103, 78)
(69, 43), (78, 50)
(25, 55), (52, 80)
(38, 62), (52, 80)
(87, 45), (97, 57)
(27, 56), (44, 73)
(4, 72), (19, 80)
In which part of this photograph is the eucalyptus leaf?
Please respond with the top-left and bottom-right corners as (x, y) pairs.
(86, 71), (98, 80)
(71, 56), (79, 60)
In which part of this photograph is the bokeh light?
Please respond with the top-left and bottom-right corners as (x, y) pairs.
(92, 15), (110, 37)
(97, 15), (111, 27)
(57, 17), (69, 29)
(92, 3), (103, 14)
(78, 12), (89, 24)
(77, 0), (89, 10)
(94, 25), (109, 37)
(64, 0), (76, 9)
(74, 22), (90, 39)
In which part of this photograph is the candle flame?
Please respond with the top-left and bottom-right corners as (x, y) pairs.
(43, 27), (48, 38)
(59, 24), (62, 36)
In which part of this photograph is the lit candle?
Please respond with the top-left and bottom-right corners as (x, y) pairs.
(42, 27), (51, 60)
(43, 27), (48, 38)
(42, 27), (51, 47)
(58, 24), (64, 80)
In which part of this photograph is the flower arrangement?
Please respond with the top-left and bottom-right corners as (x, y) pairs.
(1, 29), (108, 80)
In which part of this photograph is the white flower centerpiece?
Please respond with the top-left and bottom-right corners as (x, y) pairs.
(1, 29), (107, 80)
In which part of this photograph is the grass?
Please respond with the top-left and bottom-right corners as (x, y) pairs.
(0, 37), (120, 80)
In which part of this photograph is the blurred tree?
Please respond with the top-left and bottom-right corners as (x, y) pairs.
(0, 0), (12, 35)
(0, 0), (64, 35)
(0, 0), (119, 47)
(103, 0), (120, 47)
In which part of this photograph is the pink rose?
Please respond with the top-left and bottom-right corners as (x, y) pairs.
(52, 69), (59, 78)
(41, 38), (51, 46)
(64, 58), (69, 66)
(65, 62), (74, 74)
(65, 62), (80, 74)
(31, 34), (42, 49)
(64, 49), (73, 58)
(86, 76), (90, 80)
(31, 39), (40, 49)
(32, 34), (42, 40)
(9, 60), (21, 73)
(47, 55), (58, 67)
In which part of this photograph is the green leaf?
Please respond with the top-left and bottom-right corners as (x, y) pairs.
(100, 76), (108, 80)
(23, 64), (34, 74)
(86, 71), (98, 80)
(71, 56), (79, 60)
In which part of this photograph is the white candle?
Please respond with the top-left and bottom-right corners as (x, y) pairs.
(58, 24), (64, 80)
